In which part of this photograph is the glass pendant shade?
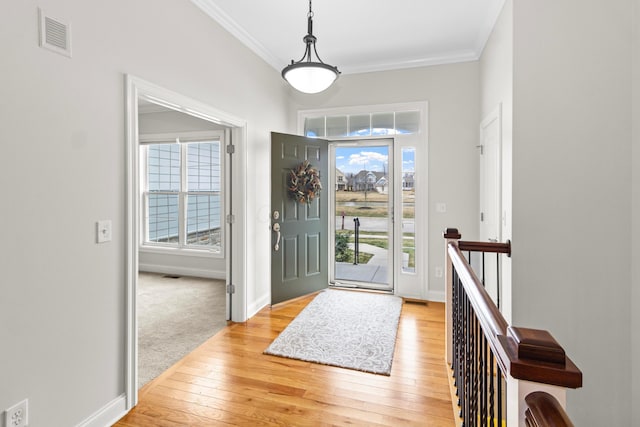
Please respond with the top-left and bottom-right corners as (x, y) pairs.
(282, 0), (340, 94)
(282, 62), (339, 94)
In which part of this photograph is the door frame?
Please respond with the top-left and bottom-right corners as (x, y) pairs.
(478, 103), (503, 305)
(329, 138), (394, 292)
(124, 75), (248, 410)
(297, 101), (429, 300)
(479, 103), (502, 243)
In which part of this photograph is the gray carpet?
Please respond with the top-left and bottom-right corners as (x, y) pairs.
(264, 289), (403, 375)
(137, 273), (227, 387)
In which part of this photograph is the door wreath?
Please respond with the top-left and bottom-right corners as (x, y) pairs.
(288, 160), (322, 204)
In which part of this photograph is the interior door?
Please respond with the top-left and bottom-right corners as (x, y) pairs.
(271, 132), (329, 304)
(479, 107), (501, 305)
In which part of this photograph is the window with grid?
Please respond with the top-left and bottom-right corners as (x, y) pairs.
(142, 137), (223, 253)
(304, 110), (421, 138)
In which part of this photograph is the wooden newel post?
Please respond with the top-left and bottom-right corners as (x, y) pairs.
(442, 228), (461, 365)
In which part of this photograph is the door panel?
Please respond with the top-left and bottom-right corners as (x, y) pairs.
(271, 132), (329, 304)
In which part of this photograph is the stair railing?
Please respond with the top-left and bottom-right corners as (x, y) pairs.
(443, 228), (581, 426)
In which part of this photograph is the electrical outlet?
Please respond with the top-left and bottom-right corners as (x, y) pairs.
(435, 266), (443, 278)
(4, 399), (28, 427)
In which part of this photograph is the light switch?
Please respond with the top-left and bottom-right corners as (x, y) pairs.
(436, 202), (447, 213)
(97, 220), (112, 243)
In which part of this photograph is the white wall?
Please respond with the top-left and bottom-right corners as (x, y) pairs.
(287, 62), (480, 299)
(480, 0), (513, 322)
(632, 0), (640, 424)
(139, 109), (227, 134)
(0, 1), (287, 426)
(512, 1), (632, 425)
(138, 110), (226, 279)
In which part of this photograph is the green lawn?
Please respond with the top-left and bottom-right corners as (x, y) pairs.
(334, 190), (415, 218)
(336, 230), (415, 268)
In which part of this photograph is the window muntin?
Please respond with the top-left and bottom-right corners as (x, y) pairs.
(143, 138), (222, 253)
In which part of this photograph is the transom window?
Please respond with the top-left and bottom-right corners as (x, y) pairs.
(140, 133), (223, 253)
(304, 110), (421, 138)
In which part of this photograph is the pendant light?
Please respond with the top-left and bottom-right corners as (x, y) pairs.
(282, 0), (340, 94)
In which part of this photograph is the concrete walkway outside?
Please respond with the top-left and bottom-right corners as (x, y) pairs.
(335, 243), (388, 283)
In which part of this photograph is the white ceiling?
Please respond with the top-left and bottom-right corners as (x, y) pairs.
(191, 0), (506, 75)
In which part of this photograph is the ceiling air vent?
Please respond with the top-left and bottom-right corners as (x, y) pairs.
(38, 8), (72, 58)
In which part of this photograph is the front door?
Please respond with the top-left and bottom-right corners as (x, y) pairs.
(270, 132), (329, 304)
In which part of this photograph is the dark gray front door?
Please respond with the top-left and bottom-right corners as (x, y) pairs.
(271, 132), (329, 304)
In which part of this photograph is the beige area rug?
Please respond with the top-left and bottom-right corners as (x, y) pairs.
(264, 289), (403, 375)
(137, 273), (227, 387)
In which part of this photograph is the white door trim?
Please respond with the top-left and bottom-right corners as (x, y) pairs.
(478, 103), (503, 305)
(479, 103), (502, 242)
(124, 75), (248, 411)
(297, 101), (429, 300)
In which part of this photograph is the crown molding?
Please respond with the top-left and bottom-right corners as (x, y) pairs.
(190, 0), (282, 70)
(340, 50), (480, 75)
(191, 0), (504, 76)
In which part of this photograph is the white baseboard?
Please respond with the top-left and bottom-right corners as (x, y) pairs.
(247, 292), (270, 319)
(427, 290), (446, 303)
(75, 394), (127, 427)
(139, 263), (226, 280)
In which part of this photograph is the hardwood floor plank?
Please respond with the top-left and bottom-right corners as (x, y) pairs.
(114, 296), (455, 426)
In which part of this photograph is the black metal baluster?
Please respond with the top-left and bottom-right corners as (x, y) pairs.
(460, 293), (469, 427)
(489, 352), (495, 426)
(470, 310), (479, 425)
(497, 365), (504, 426)
(464, 294), (471, 425)
(496, 252), (501, 310)
(480, 334), (487, 426)
(452, 269), (459, 392)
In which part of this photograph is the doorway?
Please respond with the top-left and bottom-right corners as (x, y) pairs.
(479, 104), (502, 307)
(135, 102), (229, 387)
(125, 75), (248, 409)
(330, 140), (393, 291)
(299, 102), (428, 300)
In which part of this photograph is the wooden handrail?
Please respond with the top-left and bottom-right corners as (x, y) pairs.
(458, 240), (511, 256)
(448, 241), (508, 345)
(445, 227), (511, 256)
(525, 392), (574, 427)
(447, 240), (582, 389)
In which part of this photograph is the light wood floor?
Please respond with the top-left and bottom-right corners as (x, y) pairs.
(114, 293), (455, 426)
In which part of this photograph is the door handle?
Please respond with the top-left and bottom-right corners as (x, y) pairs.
(273, 223), (281, 251)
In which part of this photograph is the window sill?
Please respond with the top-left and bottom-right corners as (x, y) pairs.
(139, 244), (224, 259)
